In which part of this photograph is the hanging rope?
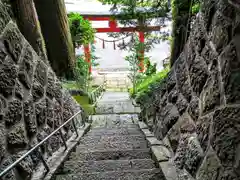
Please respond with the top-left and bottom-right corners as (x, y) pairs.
(94, 35), (132, 43)
(94, 34), (134, 49)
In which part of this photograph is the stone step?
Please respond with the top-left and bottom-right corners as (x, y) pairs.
(90, 119), (140, 129)
(55, 168), (164, 180)
(69, 148), (151, 161)
(87, 127), (143, 136)
(61, 159), (156, 174)
(77, 135), (147, 151)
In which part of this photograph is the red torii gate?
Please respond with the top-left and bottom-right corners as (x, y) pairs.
(82, 15), (161, 73)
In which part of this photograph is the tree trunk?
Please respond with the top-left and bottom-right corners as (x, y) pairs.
(34, 0), (75, 78)
(170, 0), (191, 66)
(10, 0), (48, 61)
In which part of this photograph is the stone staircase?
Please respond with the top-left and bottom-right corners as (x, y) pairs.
(53, 92), (165, 180)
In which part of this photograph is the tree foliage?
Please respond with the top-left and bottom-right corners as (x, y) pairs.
(74, 55), (90, 92)
(74, 43), (99, 92)
(97, 0), (170, 52)
(125, 36), (158, 96)
(68, 13), (95, 47)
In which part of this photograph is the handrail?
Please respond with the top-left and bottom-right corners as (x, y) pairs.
(89, 81), (106, 104)
(0, 110), (83, 178)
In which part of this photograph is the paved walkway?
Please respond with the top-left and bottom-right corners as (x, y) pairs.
(54, 92), (165, 180)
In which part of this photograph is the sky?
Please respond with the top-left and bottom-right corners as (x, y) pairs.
(65, 0), (171, 72)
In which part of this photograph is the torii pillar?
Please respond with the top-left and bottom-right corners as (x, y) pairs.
(83, 44), (91, 73)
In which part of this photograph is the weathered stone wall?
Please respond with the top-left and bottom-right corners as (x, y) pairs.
(0, 2), (84, 180)
(138, 0), (240, 179)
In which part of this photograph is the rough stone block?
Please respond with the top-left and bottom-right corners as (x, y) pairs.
(18, 45), (34, 89)
(201, 0), (217, 31)
(0, 58), (17, 97)
(188, 96), (200, 121)
(55, 80), (63, 103)
(196, 114), (211, 152)
(163, 104), (179, 135)
(0, 40), (8, 64)
(48, 133), (61, 153)
(220, 41), (240, 104)
(177, 168), (196, 180)
(5, 99), (23, 128)
(0, 157), (16, 180)
(13, 150), (33, 180)
(24, 96), (37, 137)
(32, 80), (44, 101)
(175, 54), (192, 102)
(0, 3), (11, 33)
(174, 133), (203, 177)
(153, 118), (165, 140)
(54, 101), (63, 129)
(190, 16), (207, 54)
(0, 95), (7, 114)
(201, 62), (221, 114)
(2, 22), (24, 63)
(0, 123), (6, 162)
(7, 124), (27, 151)
(176, 94), (188, 115)
(168, 114), (195, 153)
(34, 61), (47, 86)
(211, 106), (240, 167)
(196, 146), (222, 180)
(37, 128), (53, 155)
(218, 0), (236, 19)
(188, 55), (209, 97)
(35, 99), (47, 127)
(184, 135), (204, 176)
(166, 69), (176, 93)
(46, 70), (55, 99)
(201, 42), (217, 66)
(168, 87), (178, 104)
(46, 99), (54, 129)
(211, 11), (232, 53)
(15, 80), (24, 100)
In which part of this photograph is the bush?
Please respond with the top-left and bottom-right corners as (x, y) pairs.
(130, 67), (170, 98)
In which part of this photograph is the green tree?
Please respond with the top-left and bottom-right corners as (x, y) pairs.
(98, 0), (170, 52)
(68, 13), (95, 48)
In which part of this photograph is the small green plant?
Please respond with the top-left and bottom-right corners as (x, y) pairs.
(145, 57), (157, 76)
(74, 55), (90, 92)
(125, 37), (146, 95)
(130, 67), (170, 98)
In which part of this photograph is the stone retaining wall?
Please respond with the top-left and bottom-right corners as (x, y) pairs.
(0, 2), (84, 180)
(138, 0), (240, 179)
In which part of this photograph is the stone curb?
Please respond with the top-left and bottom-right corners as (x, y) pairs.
(31, 123), (91, 180)
(138, 121), (180, 180)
